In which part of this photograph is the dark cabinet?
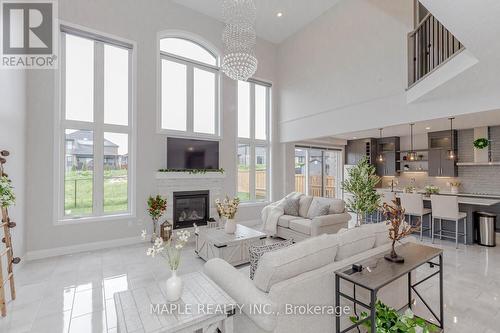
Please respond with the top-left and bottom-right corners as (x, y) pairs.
(428, 131), (457, 177)
(345, 138), (377, 165)
(375, 137), (400, 176)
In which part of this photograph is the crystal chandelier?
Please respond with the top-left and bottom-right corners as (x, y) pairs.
(222, 0), (258, 81)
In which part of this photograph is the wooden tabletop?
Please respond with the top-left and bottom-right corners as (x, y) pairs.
(335, 242), (442, 291)
(196, 224), (267, 247)
(114, 271), (236, 333)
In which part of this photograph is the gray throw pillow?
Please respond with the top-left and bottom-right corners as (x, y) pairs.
(249, 240), (294, 279)
(283, 197), (300, 216)
(307, 199), (330, 218)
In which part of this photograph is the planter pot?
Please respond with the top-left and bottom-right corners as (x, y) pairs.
(166, 270), (183, 302)
(224, 218), (237, 234)
(450, 186), (459, 194)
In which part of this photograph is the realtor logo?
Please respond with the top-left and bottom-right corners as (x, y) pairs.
(1, 0), (58, 68)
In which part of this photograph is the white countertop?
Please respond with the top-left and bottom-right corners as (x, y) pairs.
(380, 188), (500, 200)
(391, 192), (500, 206)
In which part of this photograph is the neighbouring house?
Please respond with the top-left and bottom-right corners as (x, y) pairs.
(65, 130), (125, 171)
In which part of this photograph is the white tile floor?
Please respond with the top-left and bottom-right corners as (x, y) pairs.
(1, 234), (499, 333)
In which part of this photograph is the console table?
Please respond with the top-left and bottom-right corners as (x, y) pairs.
(335, 242), (443, 333)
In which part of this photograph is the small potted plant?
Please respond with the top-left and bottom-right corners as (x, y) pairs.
(147, 195), (167, 243)
(382, 199), (420, 263)
(215, 196), (240, 233)
(450, 181), (461, 194)
(424, 185), (440, 196)
(404, 185), (416, 194)
(142, 229), (191, 301)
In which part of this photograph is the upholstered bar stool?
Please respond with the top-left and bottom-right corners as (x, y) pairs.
(399, 193), (432, 240)
(430, 195), (467, 248)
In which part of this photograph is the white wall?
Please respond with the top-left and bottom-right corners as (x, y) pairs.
(25, 0), (281, 256)
(0, 70), (26, 259)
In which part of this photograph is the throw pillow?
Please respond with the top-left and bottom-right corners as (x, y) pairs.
(283, 197), (300, 216)
(306, 198), (330, 218)
(249, 240), (293, 279)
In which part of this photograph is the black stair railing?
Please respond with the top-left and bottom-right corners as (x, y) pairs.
(408, 13), (464, 87)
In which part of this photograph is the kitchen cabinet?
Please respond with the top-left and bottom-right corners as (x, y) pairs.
(345, 138), (377, 165)
(375, 137), (400, 176)
(428, 130), (458, 177)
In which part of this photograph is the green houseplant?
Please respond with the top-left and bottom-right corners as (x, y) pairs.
(473, 138), (489, 150)
(0, 176), (15, 208)
(342, 158), (381, 227)
(350, 300), (439, 333)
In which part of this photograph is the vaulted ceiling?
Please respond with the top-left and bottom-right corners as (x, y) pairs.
(171, 0), (342, 43)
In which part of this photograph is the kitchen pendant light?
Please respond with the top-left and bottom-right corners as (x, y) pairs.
(408, 123), (416, 161)
(378, 128), (384, 162)
(447, 117), (456, 160)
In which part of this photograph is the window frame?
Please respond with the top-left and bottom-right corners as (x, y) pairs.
(157, 32), (221, 139)
(54, 22), (137, 224)
(237, 80), (272, 203)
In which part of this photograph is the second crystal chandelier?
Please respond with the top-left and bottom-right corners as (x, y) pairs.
(222, 0), (258, 81)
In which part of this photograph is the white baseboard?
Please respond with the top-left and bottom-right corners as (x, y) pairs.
(25, 236), (143, 261)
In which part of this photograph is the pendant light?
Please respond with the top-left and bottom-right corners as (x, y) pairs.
(447, 117), (456, 160)
(378, 128), (384, 162)
(408, 123), (416, 161)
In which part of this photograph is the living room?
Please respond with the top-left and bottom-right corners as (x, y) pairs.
(1, 0), (499, 332)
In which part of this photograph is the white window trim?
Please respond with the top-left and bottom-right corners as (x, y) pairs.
(54, 21), (137, 225)
(156, 30), (222, 139)
(237, 80), (272, 203)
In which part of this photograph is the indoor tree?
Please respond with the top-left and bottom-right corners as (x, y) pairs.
(342, 157), (381, 227)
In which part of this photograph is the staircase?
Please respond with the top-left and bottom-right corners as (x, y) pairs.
(407, 12), (464, 88)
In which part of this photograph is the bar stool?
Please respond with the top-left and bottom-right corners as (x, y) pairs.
(430, 195), (467, 248)
(399, 193), (432, 241)
(377, 190), (396, 222)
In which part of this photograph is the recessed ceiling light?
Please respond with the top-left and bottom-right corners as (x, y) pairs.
(425, 126), (431, 130)
(276, 12), (283, 17)
(353, 136), (357, 139)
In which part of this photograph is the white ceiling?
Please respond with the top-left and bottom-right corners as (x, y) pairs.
(171, 0), (342, 43)
(330, 109), (500, 140)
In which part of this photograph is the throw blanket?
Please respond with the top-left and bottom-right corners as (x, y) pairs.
(261, 192), (301, 236)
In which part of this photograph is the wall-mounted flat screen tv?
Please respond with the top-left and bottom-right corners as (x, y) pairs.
(167, 138), (219, 169)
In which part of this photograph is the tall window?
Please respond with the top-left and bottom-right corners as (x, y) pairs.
(295, 147), (342, 198)
(159, 37), (220, 137)
(237, 81), (271, 202)
(59, 26), (133, 219)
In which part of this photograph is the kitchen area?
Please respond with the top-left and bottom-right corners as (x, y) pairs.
(344, 117), (500, 245)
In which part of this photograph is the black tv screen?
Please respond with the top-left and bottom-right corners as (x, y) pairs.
(167, 138), (219, 169)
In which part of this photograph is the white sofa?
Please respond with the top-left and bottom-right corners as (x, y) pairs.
(204, 223), (416, 333)
(273, 194), (351, 242)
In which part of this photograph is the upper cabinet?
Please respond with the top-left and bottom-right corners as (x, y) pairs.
(375, 137), (400, 177)
(345, 138), (377, 165)
(428, 130), (458, 177)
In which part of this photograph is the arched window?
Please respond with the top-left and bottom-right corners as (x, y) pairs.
(159, 35), (220, 137)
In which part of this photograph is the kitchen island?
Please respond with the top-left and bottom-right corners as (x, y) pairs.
(389, 191), (500, 244)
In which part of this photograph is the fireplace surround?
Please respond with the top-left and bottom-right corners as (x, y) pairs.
(173, 190), (209, 229)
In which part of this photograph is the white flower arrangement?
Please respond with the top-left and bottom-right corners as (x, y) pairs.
(142, 229), (191, 271)
(424, 185), (440, 195)
(215, 196), (240, 219)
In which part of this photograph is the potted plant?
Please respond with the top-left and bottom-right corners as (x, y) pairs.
(215, 196), (241, 233)
(424, 185), (440, 196)
(0, 176), (15, 208)
(147, 195), (167, 243)
(142, 229), (191, 301)
(342, 158), (381, 227)
(404, 185), (416, 194)
(351, 300), (439, 332)
(382, 199), (420, 263)
(449, 181), (461, 194)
